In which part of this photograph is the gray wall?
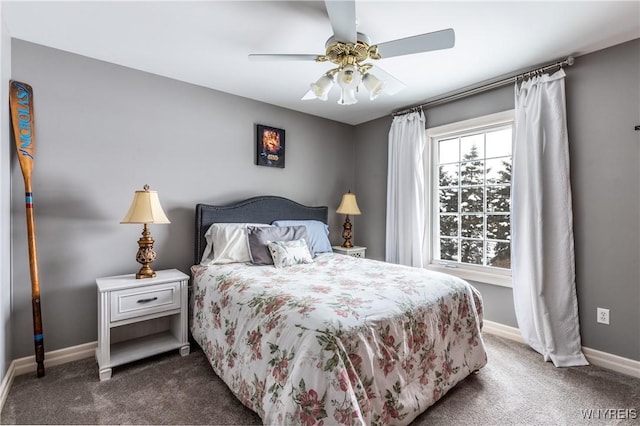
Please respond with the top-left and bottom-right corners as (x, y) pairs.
(353, 115), (391, 259)
(1, 6), (13, 378)
(354, 39), (640, 361)
(567, 39), (639, 362)
(10, 40), (355, 358)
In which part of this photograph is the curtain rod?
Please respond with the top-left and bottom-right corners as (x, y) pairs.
(392, 56), (575, 117)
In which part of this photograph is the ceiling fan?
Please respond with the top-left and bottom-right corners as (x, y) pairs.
(248, 0), (455, 105)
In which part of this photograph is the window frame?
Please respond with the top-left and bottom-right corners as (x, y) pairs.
(425, 110), (514, 288)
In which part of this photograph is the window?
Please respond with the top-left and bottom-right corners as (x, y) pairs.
(426, 111), (514, 287)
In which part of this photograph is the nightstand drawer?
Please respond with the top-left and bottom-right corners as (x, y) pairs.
(110, 282), (180, 322)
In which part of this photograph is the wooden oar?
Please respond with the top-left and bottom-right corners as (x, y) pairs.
(9, 80), (45, 377)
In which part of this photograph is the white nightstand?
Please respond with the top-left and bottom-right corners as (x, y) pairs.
(332, 245), (366, 258)
(95, 269), (190, 381)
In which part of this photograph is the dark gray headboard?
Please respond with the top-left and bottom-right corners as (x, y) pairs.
(195, 196), (328, 264)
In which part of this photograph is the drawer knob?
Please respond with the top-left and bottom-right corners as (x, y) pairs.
(136, 297), (158, 304)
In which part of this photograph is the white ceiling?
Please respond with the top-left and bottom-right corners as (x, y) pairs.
(3, 1), (639, 125)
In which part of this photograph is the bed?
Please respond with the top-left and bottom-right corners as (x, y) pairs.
(190, 196), (487, 425)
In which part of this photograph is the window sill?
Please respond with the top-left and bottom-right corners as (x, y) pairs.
(426, 264), (513, 288)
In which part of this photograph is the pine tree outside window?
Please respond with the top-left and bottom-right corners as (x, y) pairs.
(426, 111), (514, 287)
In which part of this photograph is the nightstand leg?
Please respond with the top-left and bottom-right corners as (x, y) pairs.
(179, 344), (190, 357)
(99, 368), (112, 381)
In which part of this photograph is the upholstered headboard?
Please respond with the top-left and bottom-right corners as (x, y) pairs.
(194, 196), (328, 265)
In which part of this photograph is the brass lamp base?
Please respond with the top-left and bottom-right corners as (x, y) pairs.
(341, 215), (354, 248)
(135, 224), (157, 279)
(136, 261), (157, 279)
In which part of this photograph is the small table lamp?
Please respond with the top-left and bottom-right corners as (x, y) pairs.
(121, 185), (170, 279)
(336, 191), (362, 248)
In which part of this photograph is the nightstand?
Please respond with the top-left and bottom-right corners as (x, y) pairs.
(95, 269), (190, 381)
(332, 245), (366, 258)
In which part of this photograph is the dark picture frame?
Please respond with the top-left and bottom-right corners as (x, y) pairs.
(256, 124), (285, 168)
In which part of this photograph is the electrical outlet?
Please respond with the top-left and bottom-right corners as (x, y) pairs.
(597, 308), (610, 325)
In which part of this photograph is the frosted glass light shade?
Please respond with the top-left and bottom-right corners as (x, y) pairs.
(121, 186), (170, 224)
(310, 74), (334, 101)
(363, 72), (385, 100)
(336, 192), (361, 215)
(338, 88), (358, 105)
(337, 64), (362, 90)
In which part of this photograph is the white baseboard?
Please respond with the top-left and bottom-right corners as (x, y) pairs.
(483, 320), (640, 378)
(581, 346), (640, 379)
(0, 341), (97, 410)
(0, 360), (16, 415)
(11, 341), (97, 376)
(483, 320), (525, 343)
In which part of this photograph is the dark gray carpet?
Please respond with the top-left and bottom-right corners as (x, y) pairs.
(1, 334), (638, 425)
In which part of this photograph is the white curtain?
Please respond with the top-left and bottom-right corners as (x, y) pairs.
(512, 69), (588, 367)
(385, 111), (426, 267)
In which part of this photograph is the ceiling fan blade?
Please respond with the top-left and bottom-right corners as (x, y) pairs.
(325, 0), (356, 44)
(367, 65), (406, 96)
(301, 89), (317, 100)
(249, 54), (320, 62)
(375, 28), (455, 59)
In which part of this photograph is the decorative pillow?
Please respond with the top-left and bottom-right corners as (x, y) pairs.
(267, 239), (314, 269)
(271, 220), (332, 255)
(247, 225), (308, 265)
(200, 223), (268, 265)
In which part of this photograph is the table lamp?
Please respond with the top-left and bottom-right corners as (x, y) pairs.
(121, 185), (170, 279)
(336, 191), (361, 248)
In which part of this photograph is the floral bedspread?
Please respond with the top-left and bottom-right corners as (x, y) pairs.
(190, 253), (487, 426)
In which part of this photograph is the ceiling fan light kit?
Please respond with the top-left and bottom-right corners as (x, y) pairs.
(249, 0), (455, 106)
(311, 35), (383, 105)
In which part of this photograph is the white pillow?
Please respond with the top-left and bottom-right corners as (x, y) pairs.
(267, 239), (314, 269)
(200, 223), (268, 265)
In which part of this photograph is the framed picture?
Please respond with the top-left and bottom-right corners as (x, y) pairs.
(256, 124), (285, 168)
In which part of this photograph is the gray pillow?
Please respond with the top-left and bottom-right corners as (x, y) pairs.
(247, 226), (309, 265)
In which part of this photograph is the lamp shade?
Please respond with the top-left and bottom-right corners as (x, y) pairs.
(336, 192), (361, 215)
(121, 185), (170, 224)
